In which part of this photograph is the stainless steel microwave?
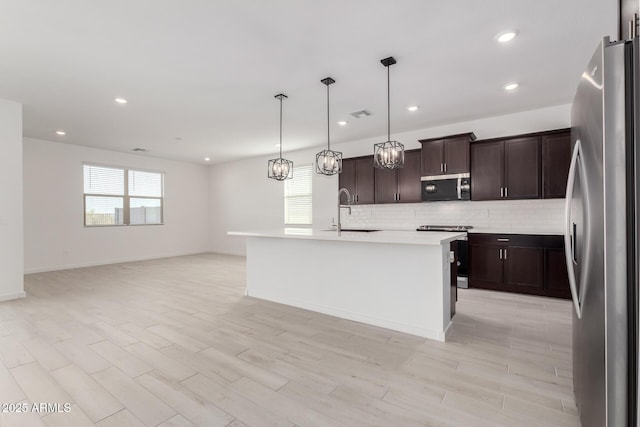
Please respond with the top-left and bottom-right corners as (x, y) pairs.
(421, 173), (471, 201)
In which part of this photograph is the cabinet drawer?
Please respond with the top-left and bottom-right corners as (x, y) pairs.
(468, 233), (545, 247)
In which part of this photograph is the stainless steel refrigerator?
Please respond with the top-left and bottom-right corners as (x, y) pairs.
(566, 36), (639, 426)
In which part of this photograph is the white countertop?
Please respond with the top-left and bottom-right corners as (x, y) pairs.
(228, 228), (466, 246)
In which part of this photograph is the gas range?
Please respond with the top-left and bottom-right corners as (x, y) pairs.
(416, 225), (473, 232)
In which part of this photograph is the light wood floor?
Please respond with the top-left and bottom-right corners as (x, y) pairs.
(0, 254), (579, 426)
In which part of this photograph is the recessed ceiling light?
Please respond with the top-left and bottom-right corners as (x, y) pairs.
(337, 121), (348, 126)
(55, 130), (66, 136)
(496, 30), (519, 43)
(407, 105), (419, 112)
(115, 97), (128, 104)
(204, 157), (211, 161)
(504, 82), (519, 91)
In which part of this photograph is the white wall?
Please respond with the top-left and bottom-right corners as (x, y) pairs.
(23, 138), (210, 273)
(210, 104), (571, 255)
(0, 99), (25, 301)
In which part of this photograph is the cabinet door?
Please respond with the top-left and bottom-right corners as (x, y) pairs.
(355, 156), (375, 204)
(503, 246), (544, 292)
(397, 150), (422, 203)
(504, 136), (541, 199)
(339, 158), (357, 204)
(444, 136), (470, 174)
(469, 244), (503, 289)
(421, 139), (444, 176)
(470, 141), (503, 201)
(374, 169), (398, 204)
(542, 132), (572, 198)
(545, 248), (571, 298)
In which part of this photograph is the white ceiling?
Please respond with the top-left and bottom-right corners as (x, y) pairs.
(0, 1), (616, 164)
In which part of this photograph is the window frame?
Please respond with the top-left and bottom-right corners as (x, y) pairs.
(83, 163), (165, 227)
(284, 163), (313, 226)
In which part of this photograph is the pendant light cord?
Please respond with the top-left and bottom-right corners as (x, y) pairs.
(327, 83), (331, 150)
(387, 64), (391, 142)
(279, 96), (283, 158)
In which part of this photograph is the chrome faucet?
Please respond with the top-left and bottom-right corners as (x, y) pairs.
(337, 188), (352, 236)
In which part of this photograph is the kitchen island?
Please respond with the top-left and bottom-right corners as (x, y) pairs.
(227, 228), (465, 341)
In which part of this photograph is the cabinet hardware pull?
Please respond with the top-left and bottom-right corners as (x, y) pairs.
(500, 187), (504, 198)
(440, 163), (444, 173)
(497, 238), (510, 242)
(504, 249), (508, 260)
(444, 163), (447, 172)
(505, 187), (508, 198)
(499, 249), (503, 259)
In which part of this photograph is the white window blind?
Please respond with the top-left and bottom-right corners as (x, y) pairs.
(284, 164), (312, 225)
(83, 164), (164, 226)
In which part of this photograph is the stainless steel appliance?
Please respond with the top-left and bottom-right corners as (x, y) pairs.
(417, 225), (472, 287)
(566, 36), (638, 426)
(421, 174), (471, 201)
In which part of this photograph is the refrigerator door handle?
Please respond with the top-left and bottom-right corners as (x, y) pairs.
(565, 139), (583, 319)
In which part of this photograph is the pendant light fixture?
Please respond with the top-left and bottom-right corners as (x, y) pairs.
(374, 56), (404, 169)
(268, 93), (293, 181)
(315, 77), (342, 175)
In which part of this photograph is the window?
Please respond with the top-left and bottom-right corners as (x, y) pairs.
(284, 164), (312, 225)
(83, 164), (164, 226)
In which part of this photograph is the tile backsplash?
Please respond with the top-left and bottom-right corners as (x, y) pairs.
(340, 199), (565, 234)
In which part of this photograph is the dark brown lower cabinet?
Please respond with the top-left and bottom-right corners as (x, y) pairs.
(469, 233), (570, 299)
(469, 243), (503, 286)
(503, 246), (544, 292)
(544, 248), (571, 298)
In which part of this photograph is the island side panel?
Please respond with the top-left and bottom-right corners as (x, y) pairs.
(245, 236), (449, 341)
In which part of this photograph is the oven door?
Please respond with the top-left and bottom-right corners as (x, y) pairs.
(421, 174), (471, 202)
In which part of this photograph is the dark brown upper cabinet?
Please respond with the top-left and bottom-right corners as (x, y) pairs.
(542, 130), (571, 198)
(471, 128), (570, 201)
(470, 141), (503, 201)
(339, 156), (375, 204)
(375, 149), (421, 203)
(504, 136), (541, 199)
(471, 135), (541, 201)
(419, 133), (476, 176)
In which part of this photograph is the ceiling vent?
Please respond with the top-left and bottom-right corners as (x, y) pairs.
(350, 109), (372, 119)
(132, 148), (148, 152)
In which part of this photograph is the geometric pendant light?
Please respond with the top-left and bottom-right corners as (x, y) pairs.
(315, 77), (342, 175)
(268, 93), (293, 181)
(374, 56), (405, 169)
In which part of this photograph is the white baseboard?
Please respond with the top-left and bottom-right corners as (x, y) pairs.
(0, 291), (26, 302)
(209, 250), (246, 257)
(24, 249), (212, 274)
